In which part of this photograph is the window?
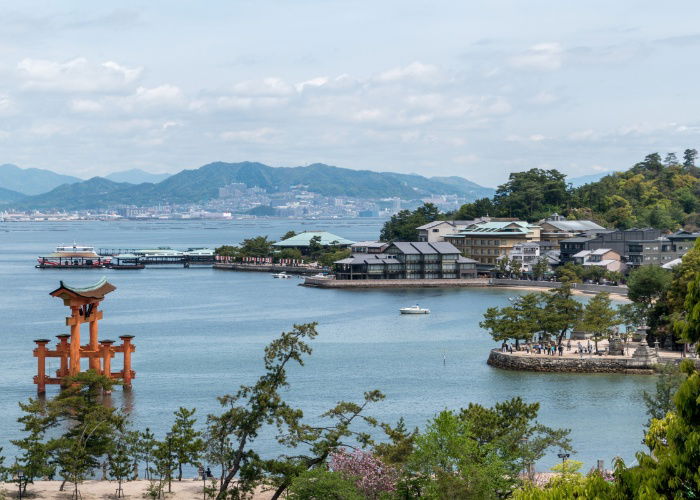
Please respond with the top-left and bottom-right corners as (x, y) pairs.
(432, 228), (440, 232)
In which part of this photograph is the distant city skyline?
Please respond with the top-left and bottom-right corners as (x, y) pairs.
(1, 1), (699, 185)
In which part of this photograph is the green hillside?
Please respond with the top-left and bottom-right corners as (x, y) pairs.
(13, 162), (494, 210)
(451, 152), (700, 230)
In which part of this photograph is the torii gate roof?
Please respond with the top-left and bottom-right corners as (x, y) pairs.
(50, 277), (116, 300)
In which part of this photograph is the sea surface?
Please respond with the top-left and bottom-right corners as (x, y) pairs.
(0, 218), (654, 471)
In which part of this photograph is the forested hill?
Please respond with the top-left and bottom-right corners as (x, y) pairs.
(11, 162), (494, 210)
(452, 151), (699, 231)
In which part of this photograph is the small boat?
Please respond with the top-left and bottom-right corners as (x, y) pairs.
(272, 272), (293, 279)
(400, 304), (430, 315)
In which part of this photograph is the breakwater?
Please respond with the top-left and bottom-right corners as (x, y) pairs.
(487, 349), (657, 374)
(303, 277), (491, 288)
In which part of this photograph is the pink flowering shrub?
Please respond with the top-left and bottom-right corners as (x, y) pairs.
(330, 449), (398, 498)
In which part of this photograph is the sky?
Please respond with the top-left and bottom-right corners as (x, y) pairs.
(2, 1), (700, 187)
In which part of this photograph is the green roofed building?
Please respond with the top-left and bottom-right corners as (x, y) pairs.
(272, 231), (355, 251)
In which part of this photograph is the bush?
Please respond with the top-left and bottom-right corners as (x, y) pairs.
(288, 467), (363, 500)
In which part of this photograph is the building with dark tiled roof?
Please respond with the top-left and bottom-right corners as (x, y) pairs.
(334, 241), (477, 280)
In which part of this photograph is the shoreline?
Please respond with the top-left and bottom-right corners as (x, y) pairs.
(0, 479), (275, 499)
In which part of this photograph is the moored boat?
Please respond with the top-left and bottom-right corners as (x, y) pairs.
(37, 244), (110, 268)
(272, 272), (293, 279)
(399, 304), (430, 314)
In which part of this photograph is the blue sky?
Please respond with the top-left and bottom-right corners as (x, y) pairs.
(1, 1), (700, 186)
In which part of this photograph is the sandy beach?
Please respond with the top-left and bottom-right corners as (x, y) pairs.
(0, 480), (275, 499)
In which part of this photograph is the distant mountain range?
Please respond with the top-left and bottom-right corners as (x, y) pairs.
(104, 169), (171, 184)
(8, 162), (496, 210)
(0, 186), (26, 203)
(0, 164), (81, 195)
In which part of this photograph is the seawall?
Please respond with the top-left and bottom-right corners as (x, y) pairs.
(486, 349), (656, 374)
(302, 277), (491, 288)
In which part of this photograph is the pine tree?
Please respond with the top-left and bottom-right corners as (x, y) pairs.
(108, 433), (135, 498)
(170, 407), (204, 480)
(577, 292), (617, 352)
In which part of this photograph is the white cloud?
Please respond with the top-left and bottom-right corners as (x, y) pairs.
(377, 62), (441, 83)
(220, 127), (279, 143)
(509, 43), (564, 71)
(232, 77), (294, 97)
(17, 57), (141, 92)
(70, 99), (103, 113)
(0, 94), (16, 115)
(529, 91), (558, 105)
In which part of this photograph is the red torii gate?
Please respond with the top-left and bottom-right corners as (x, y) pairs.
(33, 278), (135, 393)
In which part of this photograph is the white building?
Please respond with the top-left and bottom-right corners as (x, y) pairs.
(508, 242), (541, 272)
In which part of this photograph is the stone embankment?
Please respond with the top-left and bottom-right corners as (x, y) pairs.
(487, 349), (656, 374)
(302, 277), (491, 288)
(214, 263), (319, 274)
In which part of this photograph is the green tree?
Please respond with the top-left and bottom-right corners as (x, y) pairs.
(532, 257), (549, 280)
(480, 293), (542, 348)
(459, 397), (572, 486)
(308, 235), (324, 259)
(280, 230), (297, 241)
(11, 399), (55, 494)
(108, 432), (135, 498)
(627, 265), (672, 323)
(278, 247), (303, 261)
(642, 363), (685, 426)
(510, 258), (523, 278)
(683, 148), (698, 169)
(240, 236), (275, 257)
(170, 407), (204, 481)
(287, 467), (363, 500)
(495, 256), (511, 277)
(373, 418), (418, 466)
(319, 248), (351, 267)
(407, 410), (509, 499)
(554, 262), (582, 283)
(379, 203), (440, 241)
(452, 197), (496, 220)
(207, 323), (319, 499)
(140, 427), (157, 480)
(48, 371), (126, 499)
(540, 284), (583, 347)
(214, 245), (240, 258)
(631, 359), (700, 497)
(577, 292), (617, 352)
(674, 269), (700, 344)
(493, 168), (569, 220)
(664, 152), (679, 166)
(151, 433), (177, 494)
(264, 390), (384, 499)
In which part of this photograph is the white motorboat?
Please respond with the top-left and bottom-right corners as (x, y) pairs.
(272, 272), (293, 279)
(399, 304), (430, 314)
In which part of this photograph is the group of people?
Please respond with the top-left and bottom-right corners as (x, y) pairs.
(501, 339), (595, 357)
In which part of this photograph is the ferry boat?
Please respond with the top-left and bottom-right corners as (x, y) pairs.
(399, 304), (430, 315)
(37, 244), (110, 268)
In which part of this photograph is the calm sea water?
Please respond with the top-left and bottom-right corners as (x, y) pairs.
(0, 219), (653, 471)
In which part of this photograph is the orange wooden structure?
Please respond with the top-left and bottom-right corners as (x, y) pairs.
(33, 278), (135, 393)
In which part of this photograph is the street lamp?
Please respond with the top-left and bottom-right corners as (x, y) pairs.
(17, 469), (25, 500)
(557, 452), (570, 464)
